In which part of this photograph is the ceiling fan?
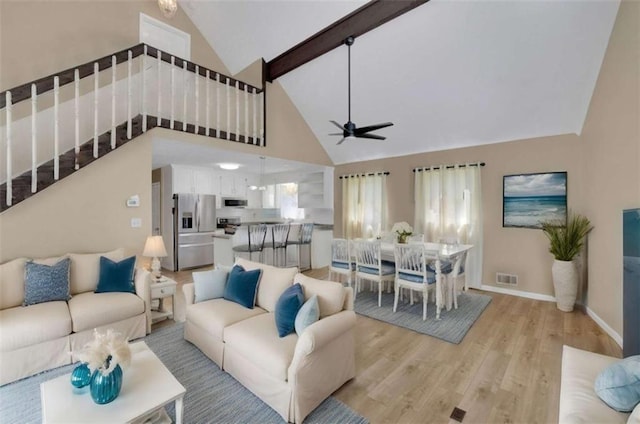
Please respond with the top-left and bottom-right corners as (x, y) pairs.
(330, 36), (393, 145)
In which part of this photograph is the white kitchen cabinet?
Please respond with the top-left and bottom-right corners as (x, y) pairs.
(219, 173), (248, 198)
(172, 165), (196, 194)
(194, 167), (217, 195)
(213, 236), (234, 267)
(172, 165), (219, 195)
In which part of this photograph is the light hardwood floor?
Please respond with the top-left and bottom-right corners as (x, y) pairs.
(160, 266), (621, 424)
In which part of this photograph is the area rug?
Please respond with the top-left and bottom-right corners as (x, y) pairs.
(354, 289), (491, 344)
(0, 323), (367, 424)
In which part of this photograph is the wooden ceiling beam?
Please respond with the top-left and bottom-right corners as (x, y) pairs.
(265, 0), (429, 82)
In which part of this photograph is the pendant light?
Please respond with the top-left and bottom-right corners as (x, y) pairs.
(249, 156), (266, 191)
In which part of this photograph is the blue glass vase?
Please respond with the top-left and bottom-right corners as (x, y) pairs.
(70, 363), (92, 388)
(89, 360), (123, 405)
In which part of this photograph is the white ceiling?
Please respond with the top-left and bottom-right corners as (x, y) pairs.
(180, 0), (620, 165)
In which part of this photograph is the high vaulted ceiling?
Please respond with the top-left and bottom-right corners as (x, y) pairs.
(181, 0), (620, 165)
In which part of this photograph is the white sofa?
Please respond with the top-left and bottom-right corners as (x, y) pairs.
(560, 345), (639, 423)
(183, 257), (356, 423)
(0, 248), (151, 386)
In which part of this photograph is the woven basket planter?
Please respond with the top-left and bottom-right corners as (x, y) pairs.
(552, 259), (578, 312)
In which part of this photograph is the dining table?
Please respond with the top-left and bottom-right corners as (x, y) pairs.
(379, 241), (473, 320)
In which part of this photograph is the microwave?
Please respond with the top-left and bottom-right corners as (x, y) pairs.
(222, 198), (248, 208)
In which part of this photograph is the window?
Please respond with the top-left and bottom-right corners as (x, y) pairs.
(263, 183), (303, 220)
(342, 173), (388, 239)
(414, 164), (483, 288)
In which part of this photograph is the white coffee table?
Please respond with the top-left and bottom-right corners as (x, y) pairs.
(41, 341), (186, 423)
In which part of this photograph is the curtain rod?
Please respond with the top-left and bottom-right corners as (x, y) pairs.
(412, 162), (485, 172)
(339, 171), (390, 179)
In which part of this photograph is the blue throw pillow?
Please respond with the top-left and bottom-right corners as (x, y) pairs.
(95, 256), (136, 293)
(193, 269), (228, 302)
(223, 265), (262, 309)
(295, 295), (320, 335)
(24, 258), (71, 306)
(275, 283), (305, 337)
(595, 356), (640, 412)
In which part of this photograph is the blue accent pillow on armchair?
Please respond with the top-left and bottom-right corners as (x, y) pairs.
(223, 265), (262, 309)
(24, 258), (71, 306)
(595, 355), (640, 412)
(275, 283), (305, 337)
(95, 256), (137, 293)
(295, 294), (320, 335)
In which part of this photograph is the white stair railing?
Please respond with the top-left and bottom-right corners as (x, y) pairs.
(0, 43), (265, 208)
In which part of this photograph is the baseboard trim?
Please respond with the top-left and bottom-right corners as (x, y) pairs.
(479, 284), (556, 302)
(477, 285), (623, 349)
(586, 306), (623, 348)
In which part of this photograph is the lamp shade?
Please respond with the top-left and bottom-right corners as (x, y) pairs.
(143, 236), (167, 258)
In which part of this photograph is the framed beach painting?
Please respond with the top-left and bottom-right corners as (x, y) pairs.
(503, 171), (567, 229)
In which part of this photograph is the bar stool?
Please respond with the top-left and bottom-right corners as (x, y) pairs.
(288, 223), (313, 271)
(232, 224), (267, 263)
(271, 223), (290, 267)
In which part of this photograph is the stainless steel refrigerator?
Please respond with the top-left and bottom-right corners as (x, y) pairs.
(173, 193), (216, 270)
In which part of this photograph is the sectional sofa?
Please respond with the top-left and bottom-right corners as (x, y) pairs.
(183, 257), (356, 423)
(0, 248), (150, 385)
(560, 345), (637, 423)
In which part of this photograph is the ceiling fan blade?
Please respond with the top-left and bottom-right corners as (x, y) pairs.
(356, 132), (386, 140)
(328, 132), (344, 136)
(354, 122), (394, 134)
(330, 120), (345, 130)
(336, 137), (347, 145)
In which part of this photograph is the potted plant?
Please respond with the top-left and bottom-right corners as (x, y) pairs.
(541, 211), (593, 312)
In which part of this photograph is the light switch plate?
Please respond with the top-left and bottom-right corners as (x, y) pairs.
(131, 218), (142, 228)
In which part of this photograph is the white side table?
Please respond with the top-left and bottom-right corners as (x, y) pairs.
(150, 278), (177, 324)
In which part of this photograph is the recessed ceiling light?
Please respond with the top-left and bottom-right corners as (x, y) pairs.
(219, 163), (240, 170)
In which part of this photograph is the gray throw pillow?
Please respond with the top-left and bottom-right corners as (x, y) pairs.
(24, 258), (71, 306)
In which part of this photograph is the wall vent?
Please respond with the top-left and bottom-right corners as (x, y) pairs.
(496, 272), (518, 286)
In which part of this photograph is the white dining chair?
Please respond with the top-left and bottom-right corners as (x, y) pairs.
(394, 243), (438, 320)
(354, 239), (395, 307)
(447, 251), (467, 309)
(328, 238), (355, 288)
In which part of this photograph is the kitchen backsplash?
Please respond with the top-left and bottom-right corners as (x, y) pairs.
(216, 207), (333, 225)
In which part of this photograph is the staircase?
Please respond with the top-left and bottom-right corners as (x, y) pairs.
(0, 44), (265, 212)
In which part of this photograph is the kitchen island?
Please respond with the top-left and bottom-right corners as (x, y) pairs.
(212, 223), (333, 269)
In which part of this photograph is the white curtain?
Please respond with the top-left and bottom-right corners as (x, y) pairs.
(414, 165), (483, 288)
(342, 174), (388, 239)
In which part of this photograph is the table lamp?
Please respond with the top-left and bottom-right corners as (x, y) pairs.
(143, 236), (168, 280)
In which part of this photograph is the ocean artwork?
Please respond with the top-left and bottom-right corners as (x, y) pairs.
(503, 172), (567, 229)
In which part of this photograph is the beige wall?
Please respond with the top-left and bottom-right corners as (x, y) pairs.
(0, 135), (153, 261)
(334, 134), (585, 297)
(0, 0), (229, 91)
(0, 0), (331, 262)
(335, 1), (639, 337)
(580, 0), (640, 336)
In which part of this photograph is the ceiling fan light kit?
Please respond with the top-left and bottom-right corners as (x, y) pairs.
(158, 0), (178, 18)
(330, 36), (393, 145)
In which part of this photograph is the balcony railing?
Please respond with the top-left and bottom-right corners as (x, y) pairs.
(1, 43), (265, 208)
